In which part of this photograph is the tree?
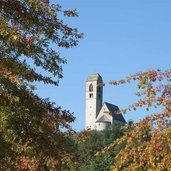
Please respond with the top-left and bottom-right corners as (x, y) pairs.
(0, 0), (82, 170)
(97, 69), (171, 170)
(65, 127), (125, 171)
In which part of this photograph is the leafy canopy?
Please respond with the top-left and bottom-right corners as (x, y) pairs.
(0, 0), (82, 170)
(98, 69), (171, 171)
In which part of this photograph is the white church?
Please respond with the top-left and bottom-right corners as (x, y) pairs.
(85, 73), (126, 131)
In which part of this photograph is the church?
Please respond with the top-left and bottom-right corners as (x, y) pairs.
(85, 73), (126, 131)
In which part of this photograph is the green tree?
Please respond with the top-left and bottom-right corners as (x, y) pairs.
(0, 0), (82, 170)
(66, 127), (125, 171)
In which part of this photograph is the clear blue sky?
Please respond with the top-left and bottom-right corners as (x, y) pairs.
(36, 0), (171, 131)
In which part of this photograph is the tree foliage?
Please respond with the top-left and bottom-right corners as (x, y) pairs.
(0, 0), (82, 170)
(65, 127), (125, 171)
(98, 69), (171, 171)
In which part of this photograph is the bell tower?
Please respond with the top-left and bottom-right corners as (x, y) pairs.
(85, 73), (103, 130)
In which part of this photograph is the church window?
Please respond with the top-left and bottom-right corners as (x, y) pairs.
(89, 93), (93, 98)
(89, 84), (93, 92)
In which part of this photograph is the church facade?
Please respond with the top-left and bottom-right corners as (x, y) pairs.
(85, 73), (126, 131)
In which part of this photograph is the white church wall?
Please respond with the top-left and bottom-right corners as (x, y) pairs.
(96, 104), (113, 121)
(95, 122), (111, 131)
(85, 81), (95, 129)
(95, 103), (113, 131)
(85, 78), (103, 130)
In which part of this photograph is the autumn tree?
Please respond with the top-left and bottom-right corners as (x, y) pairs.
(97, 69), (171, 171)
(0, 0), (82, 170)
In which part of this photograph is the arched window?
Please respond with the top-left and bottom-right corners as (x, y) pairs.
(89, 84), (93, 92)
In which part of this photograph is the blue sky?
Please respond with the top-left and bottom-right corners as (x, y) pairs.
(36, 0), (171, 131)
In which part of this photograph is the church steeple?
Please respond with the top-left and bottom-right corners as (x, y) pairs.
(85, 73), (103, 129)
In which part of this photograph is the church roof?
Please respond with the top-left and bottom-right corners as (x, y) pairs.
(104, 102), (126, 123)
(86, 73), (103, 82)
(96, 115), (111, 123)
